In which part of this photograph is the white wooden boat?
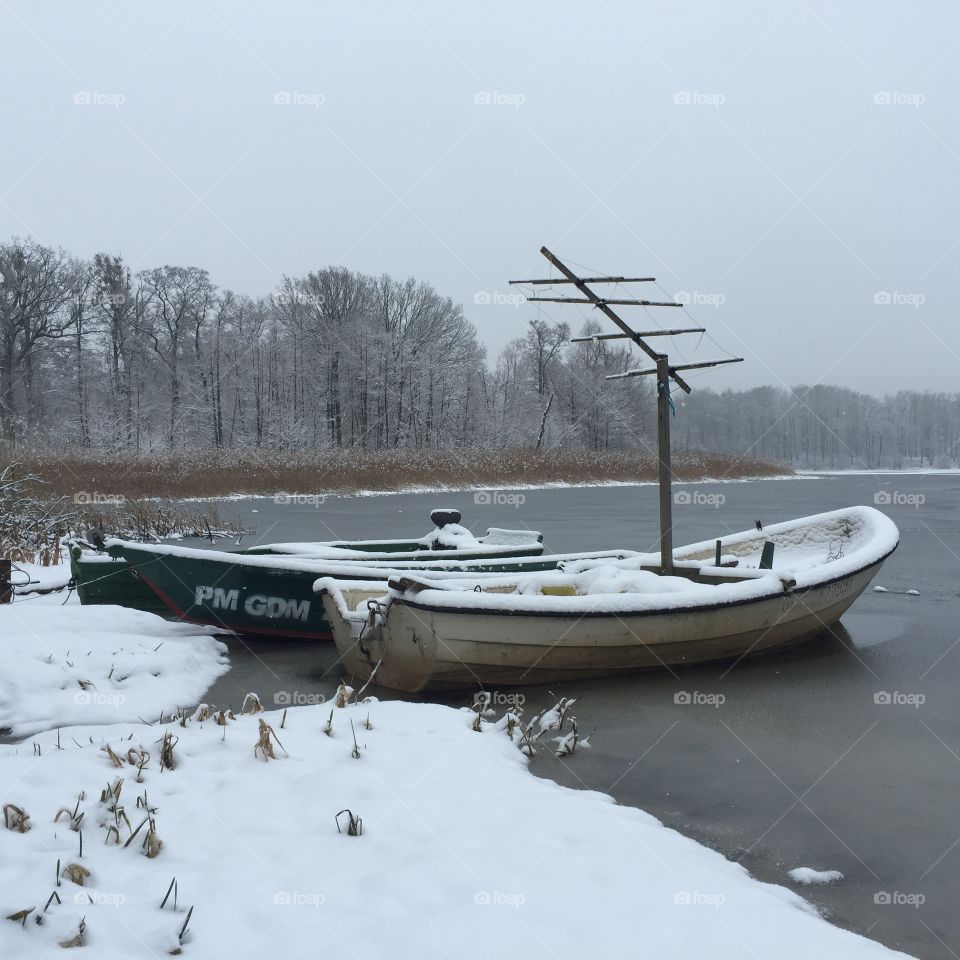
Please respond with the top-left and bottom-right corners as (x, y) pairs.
(316, 506), (899, 692)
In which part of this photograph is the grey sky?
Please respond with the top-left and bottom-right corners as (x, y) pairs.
(2, 1), (956, 394)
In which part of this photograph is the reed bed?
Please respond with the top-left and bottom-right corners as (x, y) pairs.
(4, 448), (788, 502)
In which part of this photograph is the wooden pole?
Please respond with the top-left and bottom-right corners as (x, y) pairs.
(510, 248), (744, 575)
(570, 328), (705, 342)
(525, 296), (682, 307)
(657, 355), (674, 576)
(605, 356), (745, 380)
(0, 558), (11, 604)
(508, 275), (656, 285)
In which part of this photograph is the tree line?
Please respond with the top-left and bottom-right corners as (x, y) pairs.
(0, 236), (956, 469)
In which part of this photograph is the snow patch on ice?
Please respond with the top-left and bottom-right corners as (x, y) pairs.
(788, 868), (845, 886)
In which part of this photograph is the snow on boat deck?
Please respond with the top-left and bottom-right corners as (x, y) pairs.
(337, 507), (899, 614)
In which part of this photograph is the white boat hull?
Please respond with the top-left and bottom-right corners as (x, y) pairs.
(321, 555), (888, 692)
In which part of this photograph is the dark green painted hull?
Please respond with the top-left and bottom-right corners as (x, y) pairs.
(71, 541), (574, 641)
(69, 548), (170, 617)
(117, 545), (335, 640)
(105, 547), (593, 640)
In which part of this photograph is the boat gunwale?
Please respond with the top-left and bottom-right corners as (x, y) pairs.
(104, 539), (546, 567)
(378, 541), (898, 622)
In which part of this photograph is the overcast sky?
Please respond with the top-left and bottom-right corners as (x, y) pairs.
(2, 1), (956, 394)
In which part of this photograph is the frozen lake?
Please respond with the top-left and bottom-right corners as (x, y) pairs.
(193, 474), (958, 959)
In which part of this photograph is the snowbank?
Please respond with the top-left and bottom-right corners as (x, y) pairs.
(0, 701), (909, 958)
(9, 561), (73, 595)
(0, 599), (229, 736)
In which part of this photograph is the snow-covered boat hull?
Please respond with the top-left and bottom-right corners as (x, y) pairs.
(318, 506), (899, 692)
(68, 511), (545, 624)
(322, 557), (882, 690)
(96, 543), (628, 640)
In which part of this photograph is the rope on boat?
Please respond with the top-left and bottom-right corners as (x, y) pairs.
(9, 555), (167, 603)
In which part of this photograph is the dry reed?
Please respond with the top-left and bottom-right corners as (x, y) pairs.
(4, 448), (789, 501)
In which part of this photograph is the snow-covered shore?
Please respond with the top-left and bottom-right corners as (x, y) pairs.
(0, 702), (910, 958)
(0, 598), (229, 737)
(173, 473), (802, 502)
(0, 599), (912, 958)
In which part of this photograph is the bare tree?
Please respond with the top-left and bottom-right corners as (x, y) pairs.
(138, 265), (215, 447)
(0, 239), (73, 444)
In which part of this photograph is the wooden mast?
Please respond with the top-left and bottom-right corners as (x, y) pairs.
(509, 249), (743, 575)
(655, 355), (674, 573)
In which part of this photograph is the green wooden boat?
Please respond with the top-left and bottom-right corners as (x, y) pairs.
(100, 541), (635, 641)
(69, 508), (548, 637)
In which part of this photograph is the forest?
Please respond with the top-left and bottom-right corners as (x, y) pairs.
(0, 236), (956, 471)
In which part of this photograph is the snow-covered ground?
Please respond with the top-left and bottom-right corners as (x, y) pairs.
(172, 472), (803, 503)
(0, 596), (229, 736)
(0, 599), (913, 958)
(0, 704), (910, 958)
(10, 560), (73, 594)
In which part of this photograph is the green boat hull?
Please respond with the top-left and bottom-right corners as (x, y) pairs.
(117, 545), (335, 640)
(109, 549), (592, 641)
(69, 547), (171, 617)
(71, 542), (574, 641)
